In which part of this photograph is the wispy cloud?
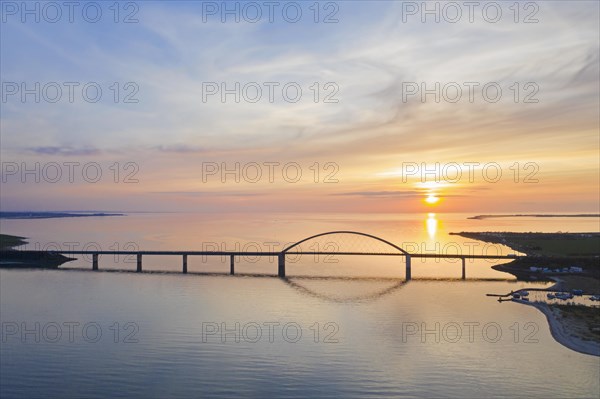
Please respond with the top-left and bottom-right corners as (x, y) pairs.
(152, 145), (207, 154)
(27, 146), (100, 156)
(332, 191), (468, 198)
(151, 191), (264, 197)
(332, 190), (423, 198)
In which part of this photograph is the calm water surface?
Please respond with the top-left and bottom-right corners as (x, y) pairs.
(1, 213), (599, 398)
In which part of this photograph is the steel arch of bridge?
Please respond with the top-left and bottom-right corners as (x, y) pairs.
(282, 231), (409, 255)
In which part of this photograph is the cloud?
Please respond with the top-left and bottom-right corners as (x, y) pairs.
(1, 1), (598, 212)
(152, 145), (207, 154)
(332, 190), (474, 199)
(332, 190), (422, 198)
(27, 146), (100, 156)
(150, 191), (264, 197)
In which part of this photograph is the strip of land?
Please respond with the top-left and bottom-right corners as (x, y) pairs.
(0, 234), (74, 268)
(451, 232), (600, 280)
(0, 211), (124, 219)
(0, 234), (28, 249)
(469, 214), (599, 220)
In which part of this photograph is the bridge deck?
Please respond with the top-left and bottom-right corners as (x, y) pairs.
(2, 250), (519, 259)
(0, 249), (522, 279)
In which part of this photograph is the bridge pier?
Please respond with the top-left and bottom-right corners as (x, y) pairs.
(230, 255), (235, 275)
(461, 257), (466, 280)
(137, 254), (142, 272)
(278, 253), (286, 278)
(183, 254), (188, 274)
(405, 254), (411, 281)
(92, 253), (98, 271)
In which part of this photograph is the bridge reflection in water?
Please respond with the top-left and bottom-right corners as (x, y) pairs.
(281, 276), (515, 303)
(5, 231), (521, 280)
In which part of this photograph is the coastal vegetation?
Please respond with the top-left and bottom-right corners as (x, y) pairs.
(452, 232), (600, 280)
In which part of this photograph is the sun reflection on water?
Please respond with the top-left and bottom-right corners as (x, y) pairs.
(426, 213), (438, 238)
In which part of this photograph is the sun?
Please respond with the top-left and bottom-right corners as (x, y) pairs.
(425, 194), (440, 205)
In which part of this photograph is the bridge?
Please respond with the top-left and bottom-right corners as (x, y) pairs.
(2, 231), (521, 280)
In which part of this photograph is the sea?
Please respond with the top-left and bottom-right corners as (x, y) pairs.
(1, 212), (599, 398)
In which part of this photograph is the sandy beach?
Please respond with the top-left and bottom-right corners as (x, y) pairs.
(515, 299), (600, 357)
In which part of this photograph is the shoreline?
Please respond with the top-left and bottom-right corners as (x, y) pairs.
(514, 299), (600, 357)
(455, 230), (600, 356)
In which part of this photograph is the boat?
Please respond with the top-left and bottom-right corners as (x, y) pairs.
(555, 293), (574, 300)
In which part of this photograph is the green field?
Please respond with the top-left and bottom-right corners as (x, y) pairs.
(504, 235), (600, 257)
(454, 232), (600, 257)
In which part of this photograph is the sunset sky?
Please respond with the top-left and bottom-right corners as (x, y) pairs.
(1, 1), (598, 213)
